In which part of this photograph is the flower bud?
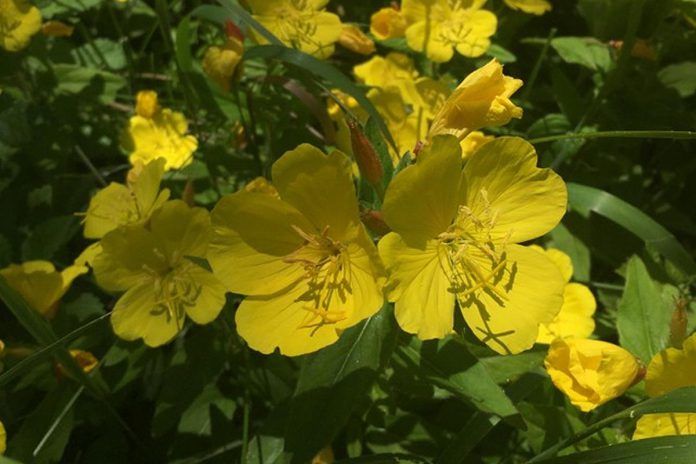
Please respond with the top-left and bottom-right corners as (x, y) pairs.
(545, 338), (640, 412)
(135, 90), (159, 119)
(338, 25), (375, 55)
(670, 297), (688, 348)
(42, 20), (75, 38)
(370, 7), (407, 41)
(347, 118), (384, 187)
(428, 59), (523, 141)
(202, 35), (244, 91)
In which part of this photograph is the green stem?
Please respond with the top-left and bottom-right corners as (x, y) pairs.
(529, 130), (696, 145)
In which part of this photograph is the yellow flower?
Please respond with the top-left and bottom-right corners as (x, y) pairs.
(354, 53), (421, 106)
(633, 333), (696, 439)
(402, 0), (497, 62)
(122, 96), (198, 170)
(428, 59), (523, 141)
(0, 261), (86, 317)
(0, 0), (41, 52)
(338, 24), (375, 55)
(459, 131), (494, 158)
(503, 0), (552, 15)
(83, 158), (170, 239)
(135, 90), (159, 118)
(208, 144), (386, 356)
(0, 419), (5, 455)
(545, 338), (640, 412)
(370, 6), (407, 41)
(41, 20), (74, 38)
(378, 136), (567, 354)
(57, 350), (99, 377)
(92, 200), (227, 347)
(534, 247), (597, 344)
(246, 0), (342, 59)
(202, 36), (244, 91)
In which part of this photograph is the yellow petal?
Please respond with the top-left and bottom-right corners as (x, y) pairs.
(382, 135), (462, 246)
(645, 332), (696, 397)
(0, 0), (42, 52)
(633, 413), (696, 440)
(504, 0), (552, 15)
(354, 53), (421, 106)
(537, 283), (597, 344)
(544, 248), (574, 282)
(370, 7), (407, 40)
(149, 200), (211, 261)
(545, 338), (640, 412)
(378, 233), (455, 339)
(235, 282), (341, 356)
(405, 21), (455, 63)
(182, 265), (228, 325)
(272, 145), (360, 242)
(111, 281), (184, 347)
(0, 419), (5, 454)
(460, 244), (564, 354)
(452, 10), (497, 58)
(460, 137), (567, 244)
(135, 90), (159, 118)
(209, 191), (312, 295)
(125, 109), (198, 170)
(83, 183), (135, 239)
(338, 24), (375, 54)
(93, 225), (166, 292)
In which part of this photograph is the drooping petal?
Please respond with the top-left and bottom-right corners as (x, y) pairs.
(110, 281), (184, 347)
(537, 282), (597, 344)
(459, 244), (564, 354)
(182, 264), (228, 325)
(633, 413), (696, 440)
(272, 145), (360, 242)
(379, 233), (455, 339)
(382, 135), (462, 246)
(208, 191), (312, 295)
(460, 137), (567, 244)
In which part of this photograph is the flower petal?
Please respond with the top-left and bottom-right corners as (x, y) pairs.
(633, 413), (696, 440)
(272, 144), (360, 242)
(379, 233), (455, 339)
(111, 281), (184, 347)
(459, 244), (564, 354)
(150, 200), (211, 261)
(183, 265), (228, 325)
(382, 135), (462, 246)
(209, 191), (311, 295)
(461, 136), (567, 244)
(536, 282), (597, 344)
(645, 333), (696, 397)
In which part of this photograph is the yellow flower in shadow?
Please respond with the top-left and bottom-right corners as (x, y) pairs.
(0, 0), (41, 52)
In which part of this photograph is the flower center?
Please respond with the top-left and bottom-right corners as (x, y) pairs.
(272, 1), (328, 54)
(285, 225), (351, 332)
(145, 260), (202, 330)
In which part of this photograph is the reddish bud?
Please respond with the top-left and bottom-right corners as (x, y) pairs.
(360, 209), (391, 236)
(347, 118), (384, 187)
(225, 20), (244, 42)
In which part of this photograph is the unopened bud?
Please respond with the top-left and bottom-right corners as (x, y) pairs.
(361, 209), (391, 236)
(182, 179), (195, 207)
(42, 20), (75, 38)
(135, 90), (159, 118)
(225, 20), (244, 42)
(347, 118), (384, 187)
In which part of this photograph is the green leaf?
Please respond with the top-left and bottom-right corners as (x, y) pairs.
(534, 436), (696, 463)
(284, 306), (397, 464)
(178, 383), (236, 436)
(567, 183), (696, 277)
(71, 39), (127, 71)
(486, 44), (517, 63)
(617, 255), (676, 362)
(397, 338), (521, 421)
(549, 222), (591, 282)
(21, 215), (79, 261)
(551, 37), (612, 72)
(52, 64), (127, 104)
(658, 61), (696, 97)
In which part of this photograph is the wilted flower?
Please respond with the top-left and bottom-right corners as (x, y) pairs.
(122, 92), (198, 170)
(633, 332), (696, 439)
(402, 0), (497, 62)
(370, 6), (407, 41)
(83, 158), (170, 239)
(534, 247), (597, 343)
(338, 24), (375, 55)
(379, 136), (567, 354)
(92, 200), (227, 347)
(545, 338), (640, 412)
(202, 22), (244, 91)
(504, 0), (552, 15)
(0, 0), (41, 52)
(428, 59), (523, 141)
(246, 0), (342, 59)
(0, 261), (86, 317)
(208, 144), (386, 356)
